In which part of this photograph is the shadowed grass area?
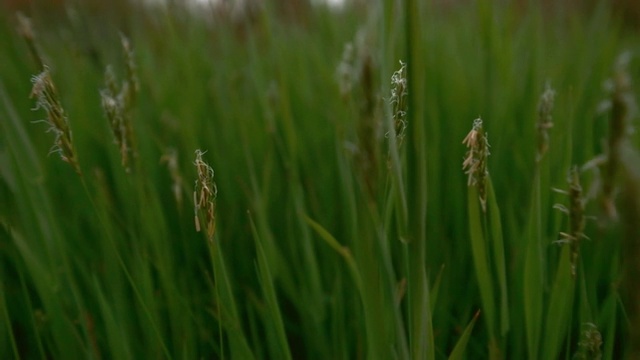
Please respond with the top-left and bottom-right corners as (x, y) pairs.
(1, 0), (639, 358)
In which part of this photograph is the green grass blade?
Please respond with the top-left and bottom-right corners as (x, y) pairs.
(542, 246), (575, 359)
(250, 214), (292, 360)
(0, 275), (20, 359)
(93, 276), (132, 360)
(448, 310), (480, 360)
(486, 179), (509, 336)
(429, 264), (445, 312)
(467, 186), (497, 340)
(523, 172), (544, 360)
(209, 243), (255, 360)
(303, 215), (364, 297)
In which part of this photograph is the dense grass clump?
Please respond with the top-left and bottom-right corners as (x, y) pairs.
(1, 1), (640, 358)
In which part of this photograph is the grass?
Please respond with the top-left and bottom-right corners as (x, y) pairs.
(1, 0), (640, 358)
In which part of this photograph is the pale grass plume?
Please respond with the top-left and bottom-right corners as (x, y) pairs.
(194, 150), (217, 242)
(30, 67), (82, 175)
(462, 118), (490, 212)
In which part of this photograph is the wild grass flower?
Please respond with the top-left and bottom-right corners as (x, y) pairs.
(30, 67), (82, 175)
(100, 35), (139, 172)
(553, 166), (590, 278)
(536, 83), (555, 161)
(462, 118), (490, 212)
(388, 60), (408, 147)
(194, 150), (217, 242)
(574, 323), (602, 360)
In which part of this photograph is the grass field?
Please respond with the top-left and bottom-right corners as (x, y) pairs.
(1, 0), (640, 358)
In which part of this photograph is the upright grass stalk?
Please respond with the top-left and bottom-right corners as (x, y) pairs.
(462, 118), (509, 357)
(385, 60), (409, 242)
(542, 165), (590, 358)
(523, 83), (555, 359)
(404, 0), (433, 358)
(597, 53), (640, 358)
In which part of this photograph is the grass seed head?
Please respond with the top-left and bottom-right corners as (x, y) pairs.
(337, 27), (381, 197)
(536, 82), (555, 161)
(598, 51), (637, 220)
(194, 150), (217, 242)
(554, 166), (590, 277)
(100, 37), (139, 173)
(30, 68), (81, 175)
(462, 118), (490, 212)
(120, 34), (139, 107)
(388, 60), (408, 146)
(574, 323), (602, 360)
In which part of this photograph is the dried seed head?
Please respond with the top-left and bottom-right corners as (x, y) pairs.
(536, 82), (555, 161)
(554, 166), (590, 277)
(30, 68), (81, 175)
(462, 118), (490, 212)
(194, 150), (217, 242)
